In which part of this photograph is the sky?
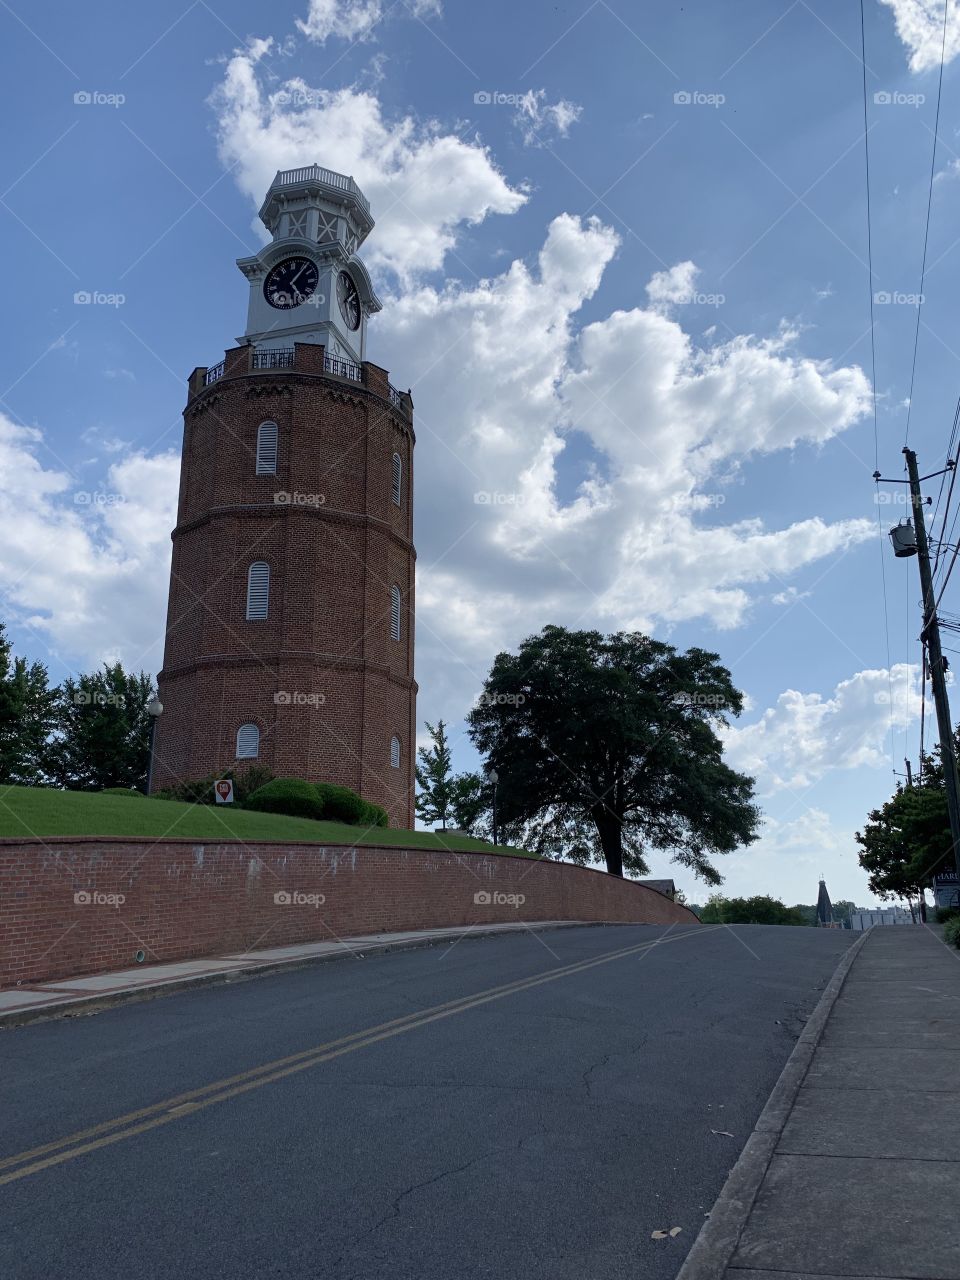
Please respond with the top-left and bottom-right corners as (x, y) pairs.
(2, 0), (959, 907)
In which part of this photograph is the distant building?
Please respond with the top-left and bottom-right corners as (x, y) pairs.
(636, 879), (676, 901)
(816, 878), (833, 927)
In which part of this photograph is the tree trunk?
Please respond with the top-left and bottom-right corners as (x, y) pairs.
(593, 810), (624, 877)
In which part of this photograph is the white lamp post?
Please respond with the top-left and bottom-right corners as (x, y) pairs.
(145, 696), (163, 794)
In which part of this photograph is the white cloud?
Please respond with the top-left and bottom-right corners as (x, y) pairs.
(516, 90), (583, 146)
(878, 0), (960, 72)
(0, 415), (177, 677)
(646, 260), (699, 311)
(771, 586), (811, 605)
(296, 0), (441, 44)
(722, 664), (923, 793)
(211, 40), (525, 284)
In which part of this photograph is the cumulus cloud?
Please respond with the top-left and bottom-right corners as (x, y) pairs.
(646, 260), (700, 311)
(878, 0), (960, 72)
(296, 0), (441, 45)
(211, 39), (525, 284)
(722, 664), (923, 793)
(0, 415), (177, 676)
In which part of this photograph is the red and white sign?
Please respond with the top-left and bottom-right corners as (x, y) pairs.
(214, 779), (234, 804)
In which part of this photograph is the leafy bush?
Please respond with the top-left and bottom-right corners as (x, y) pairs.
(315, 782), (368, 825)
(156, 765), (276, 806)
(361, 801), (389, 828)
(102, 787), (146, 798)
(944, 915), (960, 949)
(935, 906), (960, 924)
(245, 777), (325, 821)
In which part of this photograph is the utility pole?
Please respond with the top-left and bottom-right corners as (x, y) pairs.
(905, 757), (913, 787)
(902, 447), (960, 877)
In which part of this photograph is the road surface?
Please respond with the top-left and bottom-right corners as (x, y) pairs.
(0, 921), (854, 1279)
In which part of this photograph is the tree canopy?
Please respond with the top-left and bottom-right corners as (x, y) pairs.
(467, 625), (761, 880)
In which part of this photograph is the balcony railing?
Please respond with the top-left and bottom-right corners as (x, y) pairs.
(271, 166), (371, 216)
(324, 354), (363, 382)
(389, 385), (403, 409)
(203, 361), (225, 386)
(252, 348), (295, 370)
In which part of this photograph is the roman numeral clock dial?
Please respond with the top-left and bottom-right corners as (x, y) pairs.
(337, 270), (361, 330)
(263, 256), (319, 309)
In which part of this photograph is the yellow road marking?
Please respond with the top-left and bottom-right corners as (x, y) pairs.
(0, 925), (716, 1186)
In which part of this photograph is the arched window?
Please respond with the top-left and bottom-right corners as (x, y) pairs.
(391, 452), (402, 507)
(390, 735), (401, 769)
(256, 421), (278, 475)
(390, 584), (401, 640)
(237, 723), (260, 759)
(246, 562), (270, 620)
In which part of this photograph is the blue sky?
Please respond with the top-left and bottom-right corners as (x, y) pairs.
(2, 0), (958, 906)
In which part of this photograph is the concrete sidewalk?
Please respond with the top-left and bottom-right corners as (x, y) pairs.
(0, 919), (605, 1028)
(683, 923), (960, 1280)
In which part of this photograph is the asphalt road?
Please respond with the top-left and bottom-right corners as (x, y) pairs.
(0, 921), (854, 1280)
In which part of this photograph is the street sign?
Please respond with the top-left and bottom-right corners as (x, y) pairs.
(214, 779), (234, 804)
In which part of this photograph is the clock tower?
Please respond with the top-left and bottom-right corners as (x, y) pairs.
(152, 165), (417, 829)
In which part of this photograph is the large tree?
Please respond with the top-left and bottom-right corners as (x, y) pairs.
(855, 780), (949, 901)
(700, 894), (809, 926)
(0, 622), (57, 785)
(415, 719), (486, 832)
(467, 625), (760, 880)
(53, 663), (155, 791)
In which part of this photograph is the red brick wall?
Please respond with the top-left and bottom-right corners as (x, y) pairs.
(153, 345), (417, 827)
(0, 839), (698, 988)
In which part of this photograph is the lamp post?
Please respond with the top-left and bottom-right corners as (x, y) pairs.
(488, 768), (499, 847)
(145, 696), (163, 794)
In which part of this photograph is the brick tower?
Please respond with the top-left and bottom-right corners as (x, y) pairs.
(152, 165), (416, 828)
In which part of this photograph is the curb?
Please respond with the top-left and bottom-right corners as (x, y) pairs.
(675, 927), (872, 1280)
(0, 919), (626, 1030)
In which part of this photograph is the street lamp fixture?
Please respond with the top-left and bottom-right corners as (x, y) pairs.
(487, 768), (499, 847)
(145, 696), (163, 795)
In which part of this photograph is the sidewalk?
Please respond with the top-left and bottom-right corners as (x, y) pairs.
(0, 919), (602, 1028)
(682, 923), (960, 1280)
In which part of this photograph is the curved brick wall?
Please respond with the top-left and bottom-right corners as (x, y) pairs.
(0, 838), (698, 987)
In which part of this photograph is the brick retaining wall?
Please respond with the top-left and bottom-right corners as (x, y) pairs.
(0, 838), (698, 987)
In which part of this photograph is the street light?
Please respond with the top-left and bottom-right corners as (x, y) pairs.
(487, 768), (499, 847)
(145, 696), (163, 794)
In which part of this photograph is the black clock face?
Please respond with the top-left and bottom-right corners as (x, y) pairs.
(337, 271), (361, 330)
(263, 257), (319, 310)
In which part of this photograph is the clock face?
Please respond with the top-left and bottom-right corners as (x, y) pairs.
(337, 271), (361, 331)
(263, 257), (319, 310)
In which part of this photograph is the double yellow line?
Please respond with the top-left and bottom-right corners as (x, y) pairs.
(1, 925), (715, 1186)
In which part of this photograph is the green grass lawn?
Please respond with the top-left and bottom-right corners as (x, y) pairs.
(0, 785), (536, 859)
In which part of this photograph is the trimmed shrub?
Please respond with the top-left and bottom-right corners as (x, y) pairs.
(102, 787), (146, 798)
(245, 777), (325, 821)
(361, 801), (389, 829)
(935, 906), (960, 924)
(315, 783), (368, 825)
(156, 766), (276, 806)
(944, 916), (960, 949)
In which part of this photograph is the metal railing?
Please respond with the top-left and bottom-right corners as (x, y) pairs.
(271, 166), (371, 216)
(389, 384), (403, 409)
(324, 354), (363, 382)
(252, 348), (295, 370)
(203, 361), (225, 385)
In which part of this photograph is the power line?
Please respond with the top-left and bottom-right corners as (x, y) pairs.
(903, 0), (951, 446)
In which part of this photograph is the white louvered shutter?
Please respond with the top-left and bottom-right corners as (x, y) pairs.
(390, 585), (401, 640)
(390, 736), (401, 769)
(246, 562), (270, 620)
(256, 422), (278, 475)
(236, 724), (259, 759)
(391, 452), (402, 506)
